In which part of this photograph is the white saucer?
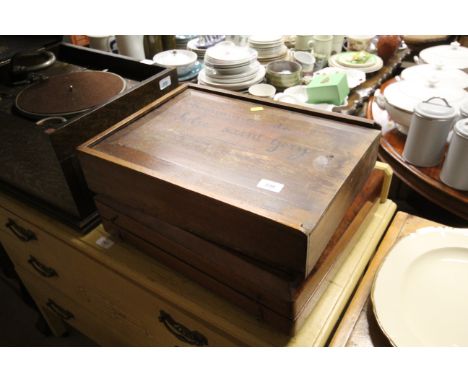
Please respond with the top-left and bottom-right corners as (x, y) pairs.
(198, 66), (266, 91)
(248, 83), (276, 98)
(329, 53), (383, 74)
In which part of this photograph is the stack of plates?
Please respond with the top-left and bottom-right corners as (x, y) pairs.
(248, 35), (288, 64)
(187, 35), (225, 60)
(329, 51), (383, 73)
(198, 42), (265, 91)
(175, 35), (198, 49)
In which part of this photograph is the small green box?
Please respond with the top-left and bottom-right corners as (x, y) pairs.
(306, 72), (349, 106)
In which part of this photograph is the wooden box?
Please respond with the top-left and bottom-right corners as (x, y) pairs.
(97, 169), (385, 334)
(78, 84), (380, 278)
(0, 40), (178, 232)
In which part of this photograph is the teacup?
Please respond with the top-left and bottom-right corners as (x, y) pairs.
(309, 35), (333, 70)
(295, 35), (314, 51)
(331, 35), (346, 55)
(347, 35), (375, 51)
(292, 51), (315, 74)
(88, 35), (116, 52)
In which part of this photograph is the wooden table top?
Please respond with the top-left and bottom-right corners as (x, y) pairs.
(329, 211), (443, 346)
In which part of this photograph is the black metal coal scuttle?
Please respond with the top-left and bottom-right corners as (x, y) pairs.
(0, 36), (178, 232)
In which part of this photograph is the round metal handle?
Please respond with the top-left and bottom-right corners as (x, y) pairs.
(11, 50), (56, 74)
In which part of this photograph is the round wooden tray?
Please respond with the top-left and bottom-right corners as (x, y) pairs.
(368, 78), (468, 221)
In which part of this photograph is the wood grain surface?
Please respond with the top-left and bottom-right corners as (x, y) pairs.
(79, 84), (380, 278)
(95, 169), (383, 334)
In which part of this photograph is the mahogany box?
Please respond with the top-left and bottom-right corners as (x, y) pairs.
(78, 84), (380, 278)
(0, 37), (178, 232)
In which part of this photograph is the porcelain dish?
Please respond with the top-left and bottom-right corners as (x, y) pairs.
(372, 226), (468, 346)
(266, 60), (302, 90)
(177, 61), (203, 81)
(419, 42), (468, 69)
(329, 53), (383, 73)
(248, 83), (276, 98)
(401, 64), (468, 89)
(198, 66), (265, 91)
(153, 49), (198, 76)
(381, 79), (468, 133)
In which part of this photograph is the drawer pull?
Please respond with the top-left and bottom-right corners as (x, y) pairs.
(158, 310), (208, 346)
(46, 299), (74, 321)
(5, 218), (37, 242)
(28, 256), (58, 278)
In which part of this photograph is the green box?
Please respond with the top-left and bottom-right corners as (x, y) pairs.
(306, 72), (349, 106)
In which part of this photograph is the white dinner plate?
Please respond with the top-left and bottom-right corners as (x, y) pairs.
(329, 53), (383, 74)
(372, 227), (468, 346)
(198, 66), (266, 91)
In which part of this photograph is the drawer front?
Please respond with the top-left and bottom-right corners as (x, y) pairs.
(16, 266), (128, 346)
(0, 209), (241, 346)
(0, 207), (40, 253)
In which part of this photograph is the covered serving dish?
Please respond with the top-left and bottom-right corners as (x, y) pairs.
(380, 79), (468, 134)
(417, 42), (468, 69)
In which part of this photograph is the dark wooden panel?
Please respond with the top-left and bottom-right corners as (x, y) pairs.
(0, 42), (178, 232)
(79, 84), (380, 277)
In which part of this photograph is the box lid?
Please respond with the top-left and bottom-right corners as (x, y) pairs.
(79, 84), (380, 276)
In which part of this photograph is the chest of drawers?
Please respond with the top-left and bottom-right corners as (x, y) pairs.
(0, 165), (396, 346)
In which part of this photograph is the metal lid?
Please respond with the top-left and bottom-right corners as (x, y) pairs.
(460, 101), (468, 117)
(414, 97), (457, 120)
(454, 118), (468, 139)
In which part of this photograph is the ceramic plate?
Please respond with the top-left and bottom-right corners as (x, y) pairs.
(178, 61), (203, 81)
(312, 67), (366, 88)
(329, 54), (383, 74)
(372, 227), (468, 346)
(336, 51), (377, 68)
(198, 66), (266, 91)
(248, 83), (276, 98)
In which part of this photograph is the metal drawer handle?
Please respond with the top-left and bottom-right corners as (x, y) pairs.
(28, 256), (58, 278)
(158, 310), (208, 346)
(5, 218), (37, 242)
(46, 299), (74, 321)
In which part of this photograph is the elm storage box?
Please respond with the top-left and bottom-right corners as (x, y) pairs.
(79, 84), (380, 274)
(94, 168), (385, 334)
(78, 84), (381, 333)
(0, 39), (178, 232)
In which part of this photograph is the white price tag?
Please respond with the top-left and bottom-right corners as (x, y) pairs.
(159, 76), (172, 91)
(257, 179), (284, 193)
(96, 236), (114, 249)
